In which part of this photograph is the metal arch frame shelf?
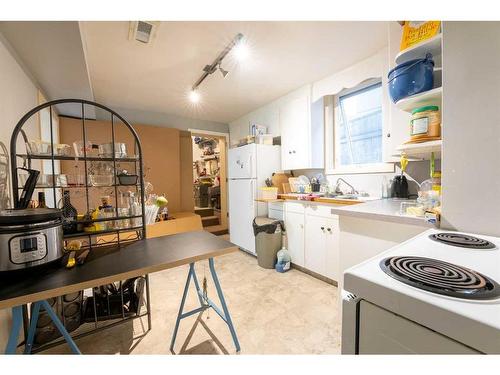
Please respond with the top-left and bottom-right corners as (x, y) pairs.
(8, 98), (151, 354)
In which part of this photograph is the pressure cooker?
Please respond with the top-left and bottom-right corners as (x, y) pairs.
(0, 208), (64, 272)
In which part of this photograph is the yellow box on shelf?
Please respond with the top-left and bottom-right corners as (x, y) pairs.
(400, 21), (441, 51)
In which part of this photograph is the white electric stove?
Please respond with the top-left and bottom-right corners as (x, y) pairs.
(341, 228), (500, 354)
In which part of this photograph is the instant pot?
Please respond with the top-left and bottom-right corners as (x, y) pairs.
(0, 208), (64, 272)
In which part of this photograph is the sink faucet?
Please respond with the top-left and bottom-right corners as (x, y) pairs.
(334, 178), (359, 195)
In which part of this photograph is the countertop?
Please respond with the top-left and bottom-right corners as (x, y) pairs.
(328, 198), (438, 227)
(274, 195), (437, 227)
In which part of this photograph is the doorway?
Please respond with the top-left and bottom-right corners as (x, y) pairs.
(190, 130), (228, 235)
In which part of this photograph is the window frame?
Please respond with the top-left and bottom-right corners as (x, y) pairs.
(327, 78), (394, 175)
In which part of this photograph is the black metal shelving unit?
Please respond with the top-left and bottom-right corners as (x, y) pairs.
(9, 99), (152, 353)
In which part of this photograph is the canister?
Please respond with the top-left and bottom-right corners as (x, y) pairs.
(410, 105), (441, 141)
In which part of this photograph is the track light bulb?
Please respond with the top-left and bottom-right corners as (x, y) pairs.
(233, 40), (249, 61)
(189, 90), (200, 103)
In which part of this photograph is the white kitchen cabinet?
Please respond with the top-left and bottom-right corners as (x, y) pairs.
(284, 210), (305, 267)
(304, 215), (339, 281)
(279, 94), (324, 170)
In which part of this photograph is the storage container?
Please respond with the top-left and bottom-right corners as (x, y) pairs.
(388, 54), (434, 103)
(410, 105), (441, 142)
(255, 134), (273, 145)
(259, 187), (278, 200)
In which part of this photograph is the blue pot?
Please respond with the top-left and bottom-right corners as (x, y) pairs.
(388, 54), (434, 103)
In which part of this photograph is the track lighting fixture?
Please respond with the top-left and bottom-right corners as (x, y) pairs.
(189, 33), (246, 101)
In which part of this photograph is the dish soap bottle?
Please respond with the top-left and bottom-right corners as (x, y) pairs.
(61, 190), (78, 234)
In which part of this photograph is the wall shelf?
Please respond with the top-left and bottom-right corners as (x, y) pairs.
(394, 139), (442, 160)
(395, 34), (442, 64)
(395, 87), (442, 112)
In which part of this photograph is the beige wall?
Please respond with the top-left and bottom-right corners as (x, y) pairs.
(0, 35), (39, 350)
(58, 117), (191, 213)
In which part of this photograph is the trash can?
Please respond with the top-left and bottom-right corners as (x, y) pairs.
(252, 217), (284, 269)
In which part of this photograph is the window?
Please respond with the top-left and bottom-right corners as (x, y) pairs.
(335, 82), (383, 167)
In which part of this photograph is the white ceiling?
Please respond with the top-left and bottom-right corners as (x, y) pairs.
(81, 21), (388, 124)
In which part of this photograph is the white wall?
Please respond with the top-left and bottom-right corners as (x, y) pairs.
(440, 22), (500, 236)
(228, 84), (311, 146)
(0, 33), (39, 350)
(228, 28), (431, 197)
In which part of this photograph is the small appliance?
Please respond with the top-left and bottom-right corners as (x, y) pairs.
(0, 208), (64, 272)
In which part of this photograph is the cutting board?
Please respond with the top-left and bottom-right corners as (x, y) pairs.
(272, 173), (291, 193)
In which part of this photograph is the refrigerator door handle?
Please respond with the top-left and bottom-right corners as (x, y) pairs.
(250, 179), (255, 202)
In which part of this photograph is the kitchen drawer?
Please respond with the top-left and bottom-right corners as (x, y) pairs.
(285, 201), (305, 214)
(268, 201), (284, 212)
(305, 203), (340, 219)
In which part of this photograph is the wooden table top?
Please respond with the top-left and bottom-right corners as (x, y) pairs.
(0, 231), (237, 310)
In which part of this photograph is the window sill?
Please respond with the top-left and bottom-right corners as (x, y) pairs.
(326, 162), (395, 175)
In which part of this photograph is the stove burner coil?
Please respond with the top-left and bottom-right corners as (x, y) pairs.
(380, 256), (500, 300)
(429, 233), (496, 249)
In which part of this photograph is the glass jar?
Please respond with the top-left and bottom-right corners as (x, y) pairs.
(410, 105), (441, 141)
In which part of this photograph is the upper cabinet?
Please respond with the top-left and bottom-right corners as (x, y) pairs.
(279, 93), (324, 171)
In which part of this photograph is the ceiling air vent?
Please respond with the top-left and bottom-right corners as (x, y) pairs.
(129, 21), (158, 44)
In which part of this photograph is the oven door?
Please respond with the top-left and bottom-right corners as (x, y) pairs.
(357, 300), (481, 354)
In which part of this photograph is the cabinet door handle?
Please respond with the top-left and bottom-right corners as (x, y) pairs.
(292, 150), (296, 154)
(288, 151), (292, 154)
(327, 228), (331, 232)
(320, 226), (325, 231)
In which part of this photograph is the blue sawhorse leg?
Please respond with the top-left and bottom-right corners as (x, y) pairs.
(5, 306), (23, 354)
(4, 300), (81, 355)
(170, 258), (240, 353)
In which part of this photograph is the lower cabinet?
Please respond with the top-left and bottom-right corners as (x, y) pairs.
(285, 211), (305, 267)
(304, 215), (339, 281)
(284, 202), (339, 282)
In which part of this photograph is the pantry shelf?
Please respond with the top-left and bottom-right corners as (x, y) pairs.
(395, 34), (442, 64)
(394, 139), (442, 160)
(395, 87), (442, 112)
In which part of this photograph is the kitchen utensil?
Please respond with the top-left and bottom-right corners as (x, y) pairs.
(288, 177), (299, 193)
(98, 142), (127, 158)
(0, 142), (10, 210)
(0, 208), (63, 272)
(89, 174), (114, 187)
(388, 54), (434, 103)
(52, 144), (71, 156)
(282, 183), (291, 194)
(117, 173), (139, 186)
(271, 173), (291, 194)
(26, 140), (51, 156)
(73, 141), (97, 157)
(16, 167), (39, 209)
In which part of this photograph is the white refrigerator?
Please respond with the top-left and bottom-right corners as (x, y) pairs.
(228, 144), (281, 255)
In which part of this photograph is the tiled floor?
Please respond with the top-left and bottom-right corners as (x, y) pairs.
(44, 249), (341, 354)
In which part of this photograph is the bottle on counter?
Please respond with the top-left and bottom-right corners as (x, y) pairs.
(61, 190), (78, 234)
(381, 176), (389, 199)
(128, 192), (142, 227)
(37, 191), (47, 208)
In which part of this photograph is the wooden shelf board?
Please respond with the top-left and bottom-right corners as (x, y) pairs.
(395, 87), (442, 112)
(395, 34), (442, 65)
